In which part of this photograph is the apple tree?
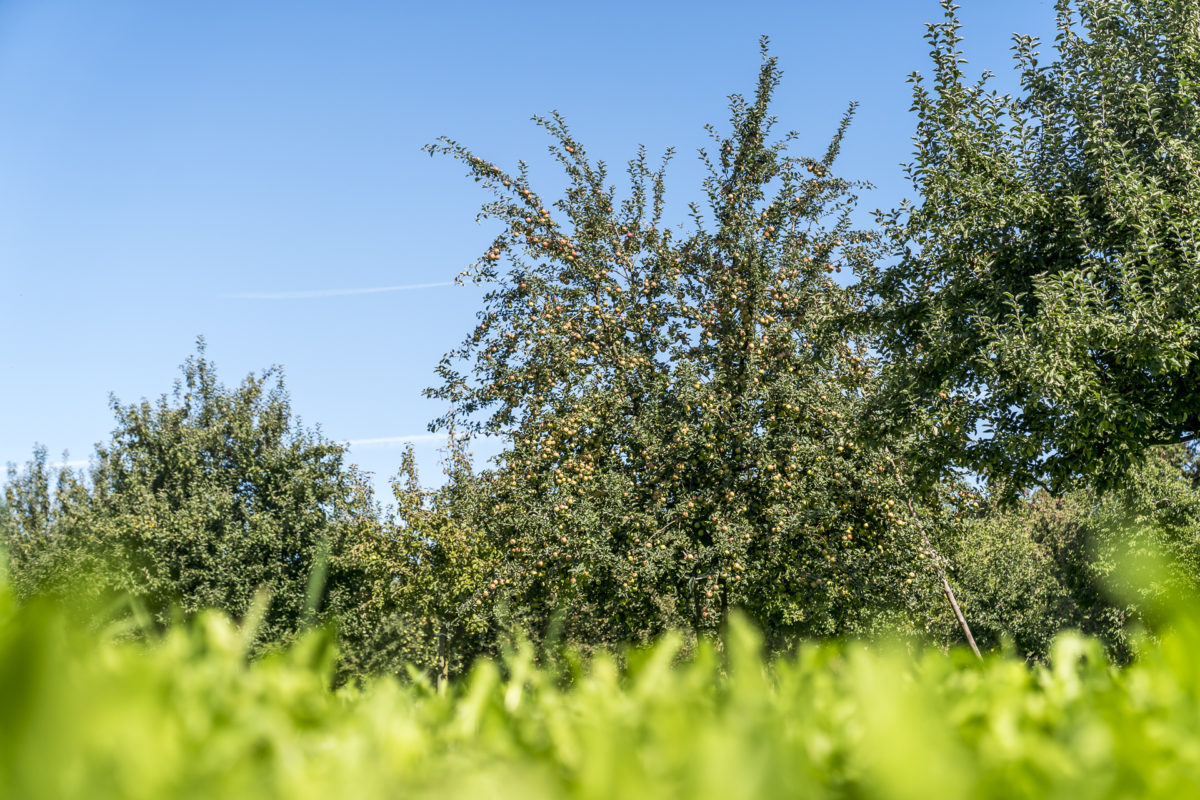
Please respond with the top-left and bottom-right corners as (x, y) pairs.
(425, 43), (953, 650)
(867, 0), (1200, 498)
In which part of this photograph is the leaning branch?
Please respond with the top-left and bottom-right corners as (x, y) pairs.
(884, 449), (982, 660)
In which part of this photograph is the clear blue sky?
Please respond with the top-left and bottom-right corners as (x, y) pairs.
(1, 0), (1056, 501)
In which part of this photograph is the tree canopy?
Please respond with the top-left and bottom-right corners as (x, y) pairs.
(868, 0), (1200, 497)
(3, 343), (376, 649)
(424, 41), (963, 650)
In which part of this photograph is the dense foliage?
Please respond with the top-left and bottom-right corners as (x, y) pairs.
(2, 344), (377, 651)
(341, 438), (499, 687)
(7, 566), (1200, 800)
(930, 445), (1200, 662)
(424, 42), (967, 652)
(867, 0), (1200, 497)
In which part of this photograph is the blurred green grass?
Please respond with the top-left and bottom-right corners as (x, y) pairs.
(3, 559), (1200, 800)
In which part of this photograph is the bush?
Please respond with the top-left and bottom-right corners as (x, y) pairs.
(7, 555), (1200, 799)
(2, 342), (379, 654)
(932, 446), (1200, 662)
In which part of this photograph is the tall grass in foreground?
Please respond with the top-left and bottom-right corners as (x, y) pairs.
(3, 569), (1200, 799)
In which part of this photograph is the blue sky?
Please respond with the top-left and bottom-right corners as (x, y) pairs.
(1, 0), (1057, 501)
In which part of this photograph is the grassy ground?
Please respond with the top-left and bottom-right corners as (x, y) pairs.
(3, 572), (1200, 799)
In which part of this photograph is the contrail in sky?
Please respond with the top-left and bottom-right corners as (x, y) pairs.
(346, 435), (445, 447)
(226, 281), (456, 300)
(346, 434), (501, 448)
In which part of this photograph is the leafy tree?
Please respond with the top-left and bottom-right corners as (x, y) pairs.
(2, 447), (92, 603)
(0, 503), (10, 556)
(867, 0), (1200, 497)
(340, 438), (500, 687)
(2, 343), (377, 650)
(934, 445), (1200, 661)
(426, 42), (944, 650)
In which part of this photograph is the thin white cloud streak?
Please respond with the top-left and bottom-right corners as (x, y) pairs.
(346, 434), (501, 448)
(346, 434), (446, 447)
(226, 281), (456, 300)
